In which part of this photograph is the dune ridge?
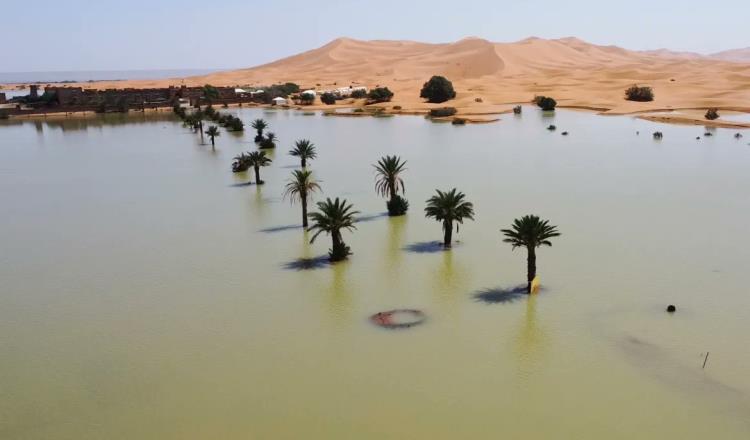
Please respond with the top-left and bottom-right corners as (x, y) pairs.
(11, 36), (750, 124)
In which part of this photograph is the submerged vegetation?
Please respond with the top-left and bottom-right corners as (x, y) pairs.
(283, 169), (321, 228)
(308, 198), (359, 262)
(424, 188), (475, 248)
(289, 139), (317, 168)
(501, 215), (561, 294)
(374, 155), (408, 216)
(534, 96), (557, 111)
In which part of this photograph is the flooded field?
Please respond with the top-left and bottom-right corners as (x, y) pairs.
(1, 108), (749, 439)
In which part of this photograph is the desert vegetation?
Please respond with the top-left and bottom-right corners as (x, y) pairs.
(429, 107), (457, 118)
(420, 76), (456, 103)
(308, 198), (359, 262)
(624, 85), (654, 102)
(289, 139), (317, 168)
(367, 87), (394, 104)
(501, 215), (561, 293)
(283, 169), (321, 228)
(534, 96), (557, 111)
(374, 155), (408, 216)
(705, 108), (720, 120)
(424, 189), (475, 248)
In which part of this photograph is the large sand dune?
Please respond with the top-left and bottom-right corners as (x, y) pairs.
(18, 37), (750, 124)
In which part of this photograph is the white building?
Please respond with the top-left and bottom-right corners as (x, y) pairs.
(272, 97), (287, 106)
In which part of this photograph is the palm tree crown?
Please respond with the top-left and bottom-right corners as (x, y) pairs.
(283, 169), (321, 227)
(424, 188), (475, 247)
(251, 119), (267, 134)
(501, 215), (560, 249)
(289, 139), (318, 167)
(374, 155), (407, 199)
(246, 150), (272, 184)
(308, 198), (360, 261)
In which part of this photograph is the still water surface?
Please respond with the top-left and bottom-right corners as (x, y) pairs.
(1, 109), (749, 439)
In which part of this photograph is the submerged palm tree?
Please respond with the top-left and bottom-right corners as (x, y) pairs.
(308, 198), (359, 262)
(289, 139), (317, 168)
(374, 155), (408, 216)
(501, 215), (561, 294)
(232, 152), (249, 172)
(424, 188), (475, 248)
(245, 151), (272, 184)
(283, 169), (321, 227)
(205, 125), (220, 148)
(251, 119), (268, 142)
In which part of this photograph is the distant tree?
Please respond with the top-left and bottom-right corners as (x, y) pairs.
(624, 85), (654, 102)
(283, 169), (322, 228)
(260, 132), (277, 149)
(205, 125), (220, 148)
(321, 92), (337, 105)
(420, 76), (456, 103)
(367, 87), (394, 104)
(289, 139), (317, 168)
(534, 96), (557, 111)
(501, 215), (561, 294)
(308, 197), (360, 262)
(705, 108), (719, 120)
(513, 105), (522, 115)
(298, 93), (316, 105)
(203, 84), (220, 103)
(232, 153), (250, 172)
(227, 116), (244, 131)
(350, 89), (368, 99)
(424, 188), (475, 248)
(251, 119), (268, 142)
(429, 107), (457, 117)
(245, 151), (272, 184)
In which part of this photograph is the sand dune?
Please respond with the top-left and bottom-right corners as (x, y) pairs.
(13, 37), (750, 125)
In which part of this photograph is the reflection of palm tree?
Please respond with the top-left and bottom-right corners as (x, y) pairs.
(325, 261), (352, 329)
(514, 295), (547, 379)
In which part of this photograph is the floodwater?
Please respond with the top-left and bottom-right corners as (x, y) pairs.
(1, 108), (749, 439)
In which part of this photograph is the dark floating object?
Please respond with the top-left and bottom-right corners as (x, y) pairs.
(370, 309), (426, 329)
(636, 131), (640, 135)
(735, 133), (744, 139)
(704, 132), (713, 137)
(513, 105), (522, 115)
(561, 131), (569, 136)
(653, 131), (663, 139)
(547, 124), (556, 131)
(666, 305), (676, 313)
(696, 137), (701, 140)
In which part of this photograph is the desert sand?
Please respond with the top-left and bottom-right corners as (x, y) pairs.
(7, 37), (750, 126)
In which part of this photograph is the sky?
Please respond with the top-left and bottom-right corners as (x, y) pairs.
(3, 0), (748, 72)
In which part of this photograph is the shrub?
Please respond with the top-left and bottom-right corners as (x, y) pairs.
(367, 87), (394, 103)
(534, 96), (557, 111)
(547, 124), (556, 131)
(429, 107), (457, 117)
(386, 195), (409, 216)
(475, 97), (483, 103)
(513, 105), (522, 115)
(321, 92), (336, 105)
(653, 131), (663, 139)
(393, 105), (402, 110)
(625, 85), (654, 102)
(227, 117), (244, 131)
(705, 108), (719, 120)
(452, 118), (467, 125)
(420, 76), (456, 103)
(351, 89), (367, 99)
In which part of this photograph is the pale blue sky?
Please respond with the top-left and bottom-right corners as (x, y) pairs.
(5, 0), (748, 72)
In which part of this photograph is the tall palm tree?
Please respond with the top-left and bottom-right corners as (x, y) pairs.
(308, 198), (360, 262)
(374, 155), (408, 216)
(205, 125), (220, 148)
(289, 139), (317, 168)
(194, 109), (205, 141)
(424, 188), (475, 248)
(245, 151), (272, 185)
(501, 215), (561, 294)
(283, 169), (321, 227)
(251, 119), (268, 142)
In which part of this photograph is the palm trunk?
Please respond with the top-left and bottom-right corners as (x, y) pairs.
(199, 120), (204, 142)
(210, 136), (215, 147)
(301, 157), (306, 168)
(254, 166), (261, 184)
(443, 220), (453, 248)
(526, 245), (537, 294)
(331, 230), (344, 261)
(301, 195), (308, 228)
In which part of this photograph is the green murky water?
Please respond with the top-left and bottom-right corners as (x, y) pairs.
(1, 108), (749, 439)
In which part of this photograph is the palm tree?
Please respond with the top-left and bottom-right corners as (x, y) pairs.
(194, 109), (205, 141)
(424, 188), (475, 248)
(245, 151), (272, 185)
(251, 119), (268, 142)
(232, 152), (249, 172)
(374, 155), (408, 216)
(308, 198), (360, 262)
(289, 139), (317, 168)
(283, 169), (321, 227)
(205, 125), (220, 148)
(501, 215), (561, 294)
(260, 132), (277, 149)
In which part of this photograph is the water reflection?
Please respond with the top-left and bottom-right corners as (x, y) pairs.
(515, 295), (547, 380)
(326, 260), (352, 329)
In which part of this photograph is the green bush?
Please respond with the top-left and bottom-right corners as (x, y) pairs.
(625, 85), (654, 102)
(367, 87), (394, 103)
(513, 105), (522, 115)
(420, 76), (456, 103)
(705, 108), (719, 120)
(452, 118), (467, 125)
(429, 107), (457, 117)
(351, 89), (367, 99)
(534, 96), (557, 111)
(321, 92), (336, 105)
(386, 195), (409, 216)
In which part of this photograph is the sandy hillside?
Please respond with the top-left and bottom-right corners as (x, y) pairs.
(13, 37), (750, 124)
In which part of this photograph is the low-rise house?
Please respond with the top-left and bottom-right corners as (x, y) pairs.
(272, 97), (287, 106)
